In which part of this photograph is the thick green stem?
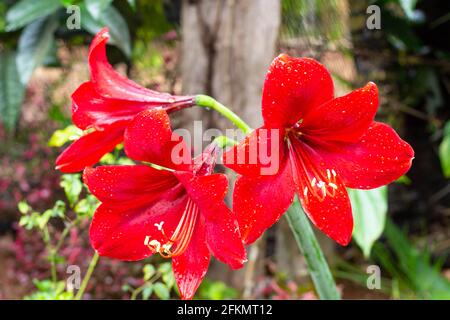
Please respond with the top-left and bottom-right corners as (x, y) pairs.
(285, 197), (341, 299)
(212, 135), (238, 148)
(195, 94), (252, 134)
(74, 252), (99, 300)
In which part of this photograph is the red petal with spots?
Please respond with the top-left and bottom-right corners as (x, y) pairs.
(55, 124), (124, 173)
(232, 158), (296, 245)
(175, 172), (247, 269)
(288, 138), (353, 245)
(83, 165), (178, 209)
(88, 27), (192, 104)
(172, 218), (210, 300)
(262, 54), (334, 129)
(72, 82), (152, 130)
(297, 176), (353, 246)
(124, 109), (192, 170)
(318, 122), (414, 189)
(301, 82), (379, 144)
(89, 187), (187, 261)
(223, 126), (286, 176)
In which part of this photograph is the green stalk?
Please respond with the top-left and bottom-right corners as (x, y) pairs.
(74, 252), (99, 300)
(285, 197), (341, 299)
(195, 94), (252, 134)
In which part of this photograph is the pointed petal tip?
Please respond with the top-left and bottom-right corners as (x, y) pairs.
(82, 166), (95, 182)
(276, 53), (291, 62)
(96, 27), (110, 40)
(363, 81), (379, 94)
(336, 235), (352, 246)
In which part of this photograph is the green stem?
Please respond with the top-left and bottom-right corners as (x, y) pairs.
(195, 94), (252, 134)
(74, 252), (99, 300)
(212, 135), (238, 148)
(285, 197), (341, 299)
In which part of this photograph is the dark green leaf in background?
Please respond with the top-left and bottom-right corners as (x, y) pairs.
(16, 15), (59, 85)
(80, 4), (131, 57)
(6, 0), (62, 31)
(0, 51), (26, 131)
(85, 0), (114, 20)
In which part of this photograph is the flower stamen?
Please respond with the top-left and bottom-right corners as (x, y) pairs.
(145, 198), (199, 258)
(287, 134), (339, 202)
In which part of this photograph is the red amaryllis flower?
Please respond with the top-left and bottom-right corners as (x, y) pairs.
(83, 109), (246, 299)
(55, 27), (194, 173)
(224, 54), (414, 246)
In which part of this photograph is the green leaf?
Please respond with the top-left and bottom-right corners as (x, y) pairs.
(127, 0), (136, 10)
(16, 15), (59, 85)
(439, 122), (450, 178)
(80, 4), (131, 57)
(25, 280), (73, 300)
(60, 174), (83, 206)
(143, 264), (155, 281)
(142, 286), (153, 300)
(48, 125), (82, 147)
(84, 0), (113, 19)
(74, 195), (99, 218)
(157, 262), (172, 275)
(18, 201), (31, 214)
(398, 0), (423, 22)
(51, 200), (66, 218)
(0, 51), (26, 131)
(348, 187), (388, 258)
(153, 282), (170, 300)
(6, 0), (62, 31)
(198, 280), (238, 300)
(162, 271), (175, 289)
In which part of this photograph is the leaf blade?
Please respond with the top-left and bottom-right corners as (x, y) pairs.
(6, 0), (61, 31)
(348, 187), (388, 258)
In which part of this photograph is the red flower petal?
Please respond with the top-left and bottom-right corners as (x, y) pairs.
(297, 177), (353, 246)
(72, 82), (152, 130)
(55, 125), (124, 173)
(124, 109), (192, 170)
(232, 158), (296, 245)
(223, 127), (286, 176)
(262, 54), (334, 129)
(89, 28), (189, 103)
(318, 121), (414, 189)
(83, 165), (178, 209)
(301, 82), (379, 144)
(172, 218), (210, 300)
(89, 188), (187, 261)
(175, 172), (247, 269)
(288, 137), (353, 245)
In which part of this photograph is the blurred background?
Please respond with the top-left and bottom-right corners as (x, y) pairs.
(0, 0), (449, 299)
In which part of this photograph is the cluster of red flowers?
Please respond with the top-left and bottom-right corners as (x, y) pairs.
(56, 28), (414, 299)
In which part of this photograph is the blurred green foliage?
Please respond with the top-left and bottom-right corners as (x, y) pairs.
(0, 0), (134, 131)
(439, 121), (450, 178)
(372, 219), (450, 299)
(124, 262), (177, 300)
(349, 187), (388, 258)
(197, 279), (238, 300)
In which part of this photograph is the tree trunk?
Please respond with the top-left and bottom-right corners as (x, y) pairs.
(180, 0), (281, 294)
